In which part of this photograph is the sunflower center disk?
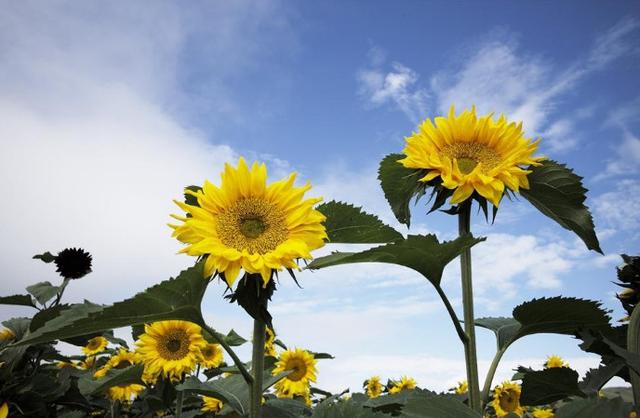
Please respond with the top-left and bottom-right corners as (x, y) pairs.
(158, 330), (190, 360)
(443, 141), (501, 175)
(499, 390), (518, 412)
(216, 198), (288, 254)
(115, 360), (132, 370)
(286, 358), (307, 381)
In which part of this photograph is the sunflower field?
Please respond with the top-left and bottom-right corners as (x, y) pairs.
(1, 107), (639, 418)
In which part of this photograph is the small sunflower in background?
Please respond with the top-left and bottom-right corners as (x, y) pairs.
(94, 349), (139, 378)
(264, 327), (278, 357)
(454, 380), (468, 394)
(0, 328), (15, 342)
(365, 375), (383, 398)
(54, 247), (93, 279)
(491, 381), (524, 418)
(273, 348), (317, 398)
(531, 407), (554, 418)
(544, 355), (568, 369)
(199, 343), (224, 369)
(170, 157), (327, 287)
(136, 320), (206, 382)
(0, 402), (8, 418)
(388, 376), (417, 394)
(82, 336), (108, 356)
(399, 106), (543, 208)
(201, 396), (224, 413)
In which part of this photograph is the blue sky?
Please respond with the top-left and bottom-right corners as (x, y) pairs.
(1, 1), (639, 393)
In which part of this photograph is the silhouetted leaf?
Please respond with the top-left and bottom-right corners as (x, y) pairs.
(78, 364), (144, 395)
(474, 317), (520, 350)
(554, 396), (633, 417)
(0, 294), (35, 308)
(26, 281), (60, 305)
(520, 368), (584, 405)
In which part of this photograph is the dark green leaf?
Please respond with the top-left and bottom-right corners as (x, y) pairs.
(308, 234), (485, 287)
(520, 160), (601, 253)
(579, 360), (626, 395)
(223, 329), (247, 346)
(312, 399), (389, 418)
(265, 398), (311, 417)
(26, 281), (60, 305)
(15, 263), (209, 346)
(2, 317), (31, 339)
(474, 317), (520, 350)
(400, 390), (482, 417)
(378, 153), (427, 227)
(554, 396), (633, 418)
(317, 201), (402, 243)
(78, 364), (144, 395)
(0, 294), (35, 308)
(520, 368), (584, 405)
(184, 185), (202, 207)
(33, 251), (56, 263)
(226, 272), (275, 329)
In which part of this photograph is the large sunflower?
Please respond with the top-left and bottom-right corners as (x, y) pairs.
(491, 381), (524, 418)
(136, 320), (206, 382)
(273, 348), (317, 397)
(389, 376), (417, 394)
(170, 158), (327, 287)
(399, 106), (544, 207)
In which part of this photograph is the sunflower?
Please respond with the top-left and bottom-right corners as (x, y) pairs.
(0, 329), (15, 342)
(544, 355), (568, 369)
(0, 402), (7, 418)
(265, 327), (277, 357)
(491, 381), (524, 418)
(366, 375), (383, 398)
(273, 348), (317, 397)
(170, 158), (327, 287)
(202, 396), (224, 413)
(82, 336), (108, 356)
(389, 376), (417, 394)
(136, 320), (206, 382)
(94, 349), (140, 378)
(399, 106), (544, 207)
(531, 408), (554, 418)
(54, 247), (93, 279)
(454, 380), (468, 394)
(199, 343), (224, 369)
(106, 383), (145, 403)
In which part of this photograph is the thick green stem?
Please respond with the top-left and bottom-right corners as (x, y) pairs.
(459, 203), (481, 412)
(250, 314), (267, 418)
(628, 304), (640, 405)
(202, 322), (253, 385)
(481, 345), (508, 405)
(175, 390), (184, 418)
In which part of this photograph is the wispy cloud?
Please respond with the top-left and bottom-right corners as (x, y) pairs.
(594, 179), (640, 239)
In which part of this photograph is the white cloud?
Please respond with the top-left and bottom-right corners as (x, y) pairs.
(594, 179), (640, 236)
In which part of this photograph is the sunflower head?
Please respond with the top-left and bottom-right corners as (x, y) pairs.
(388, 376), (417, 395)
(106, 383), (145, 403)
(136, 320), (206, 382)
(273, 348), (317, 397)
(615, 254), (640, 319)
(365, 375), (383, 398)
(0, 328), (15, 342)
(54, 247), (93, 279)
(199, 343), (224, 369)
(202, 396), (224, 413)
(544, 355), (568, 369)
(399, 106), (544, 209)
(491, 381), (524, 418)
(82, 336), (108, 356)
(170, 157), (327, 288)
(94, 349), (140, 378)
(531, 407), (555, 418)
(454, 380), (468, 395)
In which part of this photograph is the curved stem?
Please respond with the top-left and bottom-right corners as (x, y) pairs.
(250, 313), (266, 418)
(459, 203), (481, 412)
(628, 304), (640, 405)
(201, 322), (253, 385)
(433, 284), (468, 344)
(481, 345), (508, 405)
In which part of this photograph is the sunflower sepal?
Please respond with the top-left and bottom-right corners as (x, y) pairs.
(225, 272), (276, 329)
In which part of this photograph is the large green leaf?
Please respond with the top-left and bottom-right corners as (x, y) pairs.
(520, 160), (601, 253)
(520, 368), (584, 405)
(77, 364), (144, 395)
(554, 396), (633, 417)
(312, 399), (389, 418)
(378, 153), (427, 227)
(579, 360), (626, 395)
(0, 294), (36, 308)
(15, 263), (208, 346)
(307, 234), (484, 286)
(474, 317), (520, 350)
(400, 390), (482, 417)
(317, 200), (403, 243)
(26, 281), (60, 305)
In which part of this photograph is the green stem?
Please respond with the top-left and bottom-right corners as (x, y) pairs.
(433, 284), (468, 344)
(481, 345), (508, 405)
(459, 203), (481, 412)
(250, 314), (267, 418)
(175, 390), (184, 418)
(628, 304), (640, 405)
(201, 322), (253, 385)
(52, 277), (70, 307)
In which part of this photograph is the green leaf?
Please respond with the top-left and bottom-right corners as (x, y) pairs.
(312, 399), (389, 418)
(78, 364), (144, 395)
(26, 281), (60, 305)
(33, 251), (56, 263)
(15, 263), (209, 346)
(0, 294), (35, 308)
(265, 398), (311, 417)
(520, 160), (601, 253)
(474, 317), (520, 350)
(317, 201), (403, 243)
(520, 368), (584, 405)
(400, 390), (482, 417)
(378, 153), (427, 227)
(223, 329), (247, 346)
(184, 185), (202, 207)
(554, 396), (633, 418)
(513, 297), (611, 341)
(308, 234), (485, 287)
(579, 360), (626, 395)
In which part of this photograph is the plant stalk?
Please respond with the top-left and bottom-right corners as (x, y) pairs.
(175, 390), (184, 418)
(202, 322), (253, 385)
(250, 312), (267, 418)
(459, 203), (481, 412)
(628, 304), (640, 405)
(433, 284), (468, 344)
(481, 345), (508, 405)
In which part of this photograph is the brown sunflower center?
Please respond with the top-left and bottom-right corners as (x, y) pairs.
(216, 198), (288, 254)
(114, 359), (133, 369)
(87, 339), (100, 349)
(499, 389), (519, 412)
(442, 141), (501, 174)
(157, 329), (190, 361)
(285, 357), (308, 381)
